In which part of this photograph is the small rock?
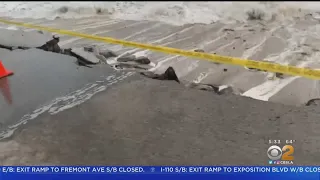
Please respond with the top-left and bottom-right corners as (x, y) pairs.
(83, 46), (95, 52)
(235, 37), (241, 39)
(141, 67), (180, 83)
(135, 56), (151, 64)
(194, 49), (205, 53)
(37, 30), (44, 34)
(188, 83), (219, 92)
(117, 55), (136, 62)
(223, 68), (228, 72)
(232, 47), (235, 50)
(248, 29), (255, 32)
(243, 39), (246, 42)
(100, 50), (117, 59)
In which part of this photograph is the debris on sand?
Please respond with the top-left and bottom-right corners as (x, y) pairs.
(194, 49), (205, 53)
(117, 55), (151, 65)
(186, 82), (219, 93)
(306, 98), (320, 107)
(223, 28), (235, 32)
(134, 56), (151, 64)
(246, 9), (265, 20)
(140, 67), (180, 83)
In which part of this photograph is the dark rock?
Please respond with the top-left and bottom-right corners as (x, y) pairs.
(117, 55), (136, 62)
(187, 83), (219, 93)
(58, 6), (69, 13)
(141, 67), (180, 83)
(96, 8), (103, 14)
(275, 72), (284, 79)
(194, 49), (205, 53)
(306, 98), (320, 107)
(83, 46), (95, 52)
(246, 9), (265, 20)
(37, 35), (61, 53)
(223, 68), (228, 72)
(223, 28), (235, 32)
(135, 56), (151, 64)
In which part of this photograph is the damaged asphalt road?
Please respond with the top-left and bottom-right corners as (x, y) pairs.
(0, 29), (137, 139)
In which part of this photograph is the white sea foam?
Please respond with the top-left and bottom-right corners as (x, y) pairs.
(1, 2), (320, 25)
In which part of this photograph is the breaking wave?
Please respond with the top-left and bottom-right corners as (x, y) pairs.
(1, 2), (320, 25)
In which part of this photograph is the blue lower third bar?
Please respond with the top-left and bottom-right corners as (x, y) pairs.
(0, 166), (320, 180)
(1, 166), (320, 174)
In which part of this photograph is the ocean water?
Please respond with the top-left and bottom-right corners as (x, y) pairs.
(1, 1), (320, 25)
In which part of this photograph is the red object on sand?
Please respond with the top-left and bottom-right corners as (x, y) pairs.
(0, 60), (13, 79)
(0, 78), (13, 104)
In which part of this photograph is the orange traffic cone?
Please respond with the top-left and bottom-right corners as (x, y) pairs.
(0, 60), (13, 79)
(0, 78), (13, 104)
(0, 61), (13, 104)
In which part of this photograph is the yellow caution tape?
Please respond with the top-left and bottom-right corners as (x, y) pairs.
(0, 18), (320, 79)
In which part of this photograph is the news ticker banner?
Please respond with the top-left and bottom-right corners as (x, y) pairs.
(1, 166), (319, 180)
(1, 166), (320, 174)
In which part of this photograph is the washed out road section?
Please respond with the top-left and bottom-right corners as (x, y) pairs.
(0, 30), (136, 139)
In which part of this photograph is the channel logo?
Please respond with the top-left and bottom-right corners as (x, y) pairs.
(267, 145), (294, 165)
